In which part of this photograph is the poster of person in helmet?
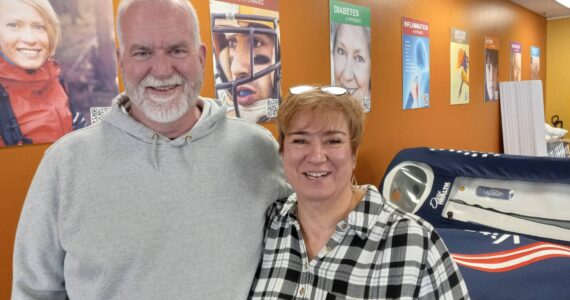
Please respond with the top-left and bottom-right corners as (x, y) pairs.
(209, 0), (281, 123)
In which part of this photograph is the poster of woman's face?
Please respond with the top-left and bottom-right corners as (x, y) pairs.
(0, 0), (117, 125)
(331, 23), (371, 110)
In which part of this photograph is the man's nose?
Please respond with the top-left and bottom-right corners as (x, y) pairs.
(150, 54), (175, 78)
(231, 42), (251, 79)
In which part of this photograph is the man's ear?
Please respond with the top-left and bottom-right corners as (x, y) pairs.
(198, 44), (206, 69)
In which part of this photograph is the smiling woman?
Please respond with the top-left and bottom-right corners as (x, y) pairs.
(248, 86), (470, 299)
(0, 0), (84, 147)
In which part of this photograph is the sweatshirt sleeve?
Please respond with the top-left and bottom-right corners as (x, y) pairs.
(12, 152), (68, 300)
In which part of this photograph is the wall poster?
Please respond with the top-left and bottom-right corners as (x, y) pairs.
(510, 41), (522, 81)
(450, 28), (469, 105)
(329, 0), (371, 112)
(209, 0), (281, 123)
(402, 17), (430, 110)
(484, 36), (499, 102)
(530, 46), (540, 80)
(0, 0), (118, 147)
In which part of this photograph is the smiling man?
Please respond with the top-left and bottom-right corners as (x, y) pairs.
(12, 0), (290, 298)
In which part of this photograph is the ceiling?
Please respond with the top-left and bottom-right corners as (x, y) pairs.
(510, 0), (570, 19)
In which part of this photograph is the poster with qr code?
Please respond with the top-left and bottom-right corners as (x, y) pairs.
(330, 0), (372, 113)
(209, 0), (282, 123)
(0, 1), (117, 147)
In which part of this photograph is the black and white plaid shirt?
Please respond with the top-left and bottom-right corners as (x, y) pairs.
(249, 185), (469, 299)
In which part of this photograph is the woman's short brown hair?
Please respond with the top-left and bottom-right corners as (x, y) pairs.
(277, 88), (365, 154)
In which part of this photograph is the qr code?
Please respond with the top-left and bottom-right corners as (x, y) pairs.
(90, 107), (112, 125)
(266, 98), (279, 118)
(361, 97), (371, 113)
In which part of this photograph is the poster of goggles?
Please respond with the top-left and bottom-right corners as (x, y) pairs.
(0, 0), (118, 147)
(209, 0), (281, 123)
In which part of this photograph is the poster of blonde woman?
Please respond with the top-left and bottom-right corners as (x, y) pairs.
(450, 28), (469, 105)
(530, 46), (540, 80)
(510, 42), (522, 81)
(0, 0), (118, 147)
(484, 36), (499, 102)
(329, 0), (371, 112)
(209, 0), (281, 123)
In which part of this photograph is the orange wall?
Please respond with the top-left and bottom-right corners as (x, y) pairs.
(0, 0), (545, 297)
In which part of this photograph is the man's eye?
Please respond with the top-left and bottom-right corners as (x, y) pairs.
(253, 38), (263, 48)
(170, 48), (188, 57)
(132, 51), (150, 58)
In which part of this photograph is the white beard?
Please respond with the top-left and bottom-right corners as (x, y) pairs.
(125, 72), (203, 123)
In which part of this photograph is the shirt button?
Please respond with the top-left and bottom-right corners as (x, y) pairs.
(325, 246), (332, 254)
(299, 287), (305, 296)
(340, 223), (348, 230)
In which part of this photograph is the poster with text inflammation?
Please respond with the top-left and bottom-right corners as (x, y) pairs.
(402, 17), (430, 110)
(530, 46), (540, 80)
(510, 41), (522, 81)
(209, 0), (281, 123)
(0, 1), (118, 147)
(330, 0), (371, 112)
(450, 28), (469, 105)
(484, 36), (500, 102)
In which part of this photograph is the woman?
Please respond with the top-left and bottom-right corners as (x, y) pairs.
(0, 0), (81, 147)
(249, 86), (469, 299)
(332, 23), (371, 102)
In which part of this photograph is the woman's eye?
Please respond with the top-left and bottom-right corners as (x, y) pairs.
(6, 23), (20, 29)
(327, 139), (342, 144)
(32, 24), (46, 31)
(335, 47), (346, 56)
(355, 55), (366, 63)
(292, 139), (307, 144)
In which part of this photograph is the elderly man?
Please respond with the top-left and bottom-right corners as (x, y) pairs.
(11, 0), (289, 299)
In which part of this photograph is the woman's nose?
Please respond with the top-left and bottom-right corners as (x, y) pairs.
(307, 142), (326, 163)
(341, 58), (355, 81)
(19, 27), (38, 44)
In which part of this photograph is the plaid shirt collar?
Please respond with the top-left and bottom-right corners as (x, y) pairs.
(276, 185), (389, 239)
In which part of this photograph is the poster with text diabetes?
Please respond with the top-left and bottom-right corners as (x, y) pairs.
(402, 17), (430, 110)
(0, 1), (118, 147)
(450, 28), (469, 105)
(329, 0), (371, 113)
